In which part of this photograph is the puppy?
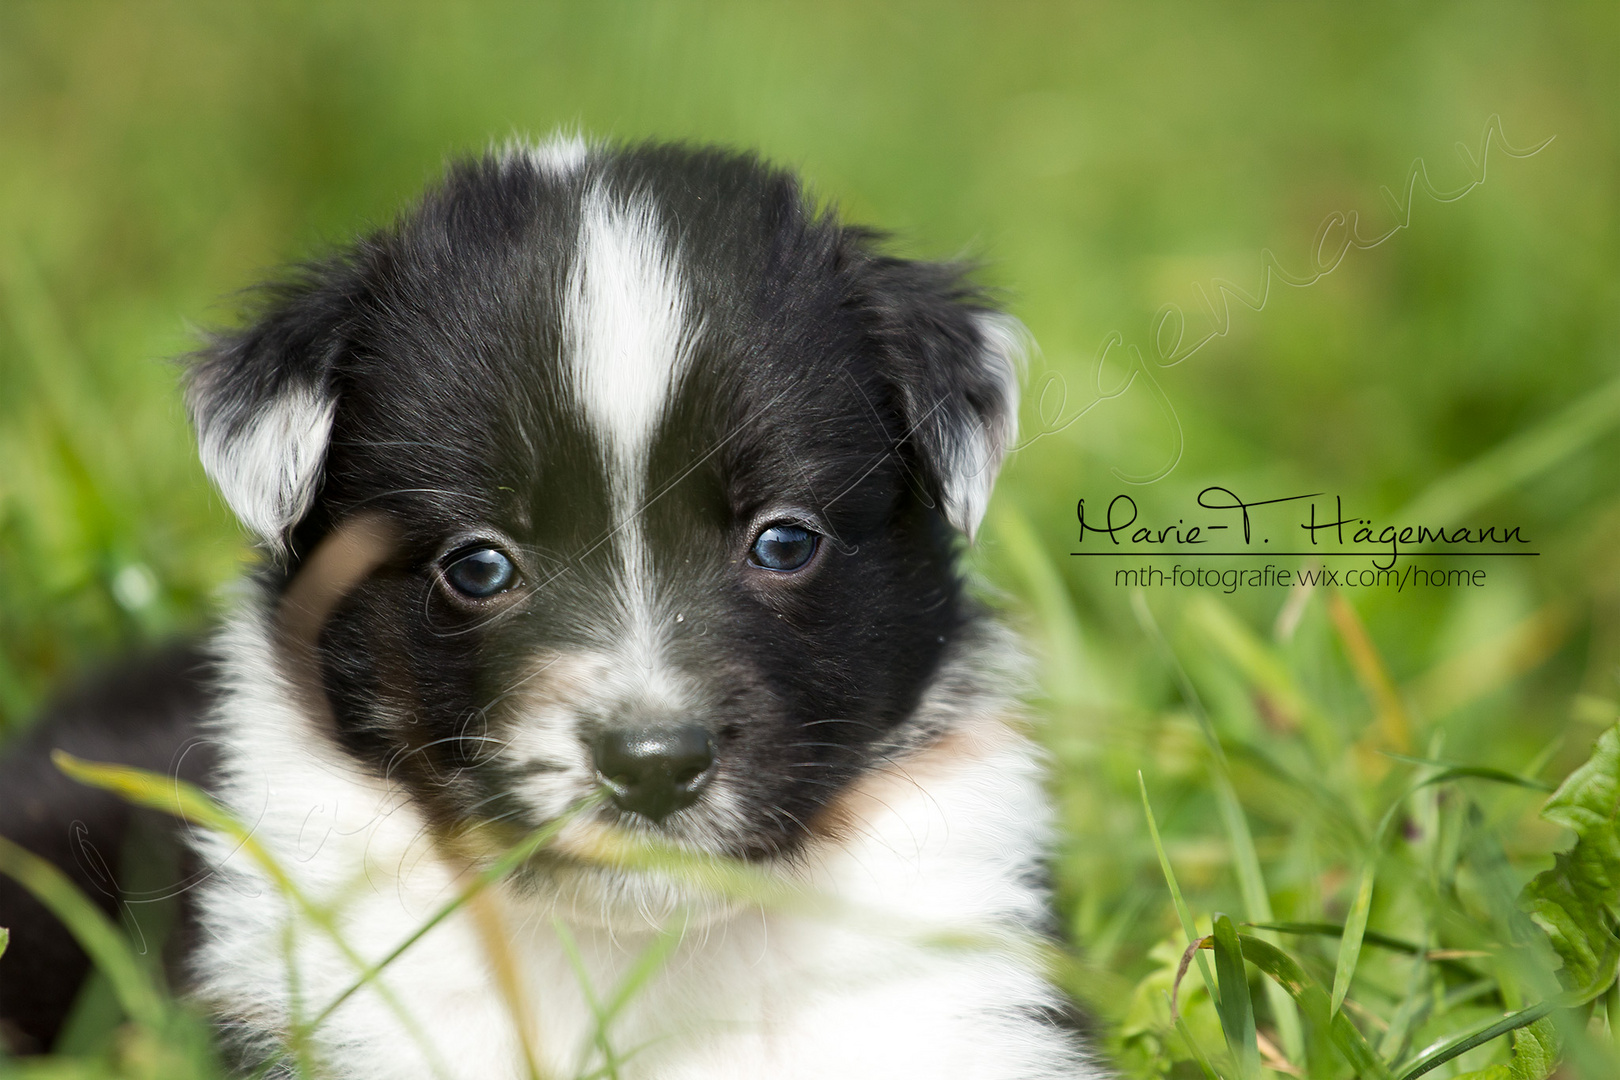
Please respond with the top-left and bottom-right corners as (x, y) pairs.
(3, 137), (1097, 1079)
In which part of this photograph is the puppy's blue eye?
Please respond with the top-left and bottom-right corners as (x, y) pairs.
(444, 548), (517, 598)
(749, 524), (818, 572)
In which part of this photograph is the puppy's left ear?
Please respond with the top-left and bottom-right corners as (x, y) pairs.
(184, 267), (352, 554)
(855, 254), (1026, 541)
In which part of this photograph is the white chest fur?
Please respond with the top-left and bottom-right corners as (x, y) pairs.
(189, 612), (1097, 1080)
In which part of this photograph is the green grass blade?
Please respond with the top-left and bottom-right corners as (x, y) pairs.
(1165, 991), (1224, 1080)
(1133, 595), (1304, 1060)
(0, 834), (165, 1031)
(1232, 933), (1395, 1080)
(1331, 863), (1375, 1014)
(1211, 773), (1304, 1060)
(52, 969), (124, 1056)
(308, 806), (586, 1034)
(0, 924), (7, 961)
(1130, 592), (1226, 767)
(1393, 1001), (1557, 1080)
(52, 751), (456, 1078)
(552, 918), (618, 1080)
(1246, 921), (1423, 955)
(1140, 771), (1218, 1004)
(600, 930), (681, 1027)
(1211, 914), (1259, 1079)
(1378, 756), (1554, 791)
(1188, 595), (1340, 762)
(1398, 373), (1620, 526)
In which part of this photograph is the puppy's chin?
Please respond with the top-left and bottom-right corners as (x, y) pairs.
(535, 862), (743, 931)
(515, 818), (758, 930)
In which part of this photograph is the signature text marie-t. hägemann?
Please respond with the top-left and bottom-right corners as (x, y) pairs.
(1073, 488), (1534, 570)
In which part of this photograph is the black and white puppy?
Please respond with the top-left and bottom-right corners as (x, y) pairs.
(9, 137), (1098, 1078)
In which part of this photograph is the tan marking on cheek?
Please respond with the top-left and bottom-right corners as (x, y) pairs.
(806, 712), (1024, 846)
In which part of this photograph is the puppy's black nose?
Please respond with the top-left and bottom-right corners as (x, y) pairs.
(593, 725), (716, 822)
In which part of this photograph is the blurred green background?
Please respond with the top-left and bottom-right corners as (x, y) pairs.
(3, 2), (1619, 1076)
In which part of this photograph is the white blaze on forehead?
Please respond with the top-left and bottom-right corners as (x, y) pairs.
(562, 180), (696, 665)
(565, 182), (694, 482)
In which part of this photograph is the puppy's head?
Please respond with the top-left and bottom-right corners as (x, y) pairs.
(189, 138), (1021, 899)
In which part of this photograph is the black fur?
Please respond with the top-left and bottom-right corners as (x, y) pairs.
(0, 645), (215, 1053)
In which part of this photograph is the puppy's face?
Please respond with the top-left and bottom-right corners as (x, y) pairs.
(190, 141), (1019, 893)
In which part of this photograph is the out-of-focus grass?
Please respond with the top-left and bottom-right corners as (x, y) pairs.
(3, 2), (1620, 1076)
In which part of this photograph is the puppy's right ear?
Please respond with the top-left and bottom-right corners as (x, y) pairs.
(185, 270), (350, 553)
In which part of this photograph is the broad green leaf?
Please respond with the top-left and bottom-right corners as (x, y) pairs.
(1539, 724), (1620, 841)
(1210, 915), (1258, 1079)
(1508, 1015), (1557, 1080)
(1519, 725), (1620, 994)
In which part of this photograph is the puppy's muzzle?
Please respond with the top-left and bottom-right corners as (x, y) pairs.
(592, 724), (717, 822)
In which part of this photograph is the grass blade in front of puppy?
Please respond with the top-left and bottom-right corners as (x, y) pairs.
(1132, 593), (1306, 1066)
(51, 751), (456, 1080)
(562, 813), (1078, 1008)
(553, 916), (681, 1080)
(585, 922), (683, 1079)
(574, 822), (1057, 959)
(0, 834), (165, 1032)
(552, 918), (620, 1080)
(281, 919), (322, 1080)
(307, 800), (593, 1042)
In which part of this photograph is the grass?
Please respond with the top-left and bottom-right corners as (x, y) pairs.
(4, 2), (1620, 1076)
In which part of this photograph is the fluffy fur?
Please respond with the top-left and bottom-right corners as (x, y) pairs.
(8, 135), (1098, 1077)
